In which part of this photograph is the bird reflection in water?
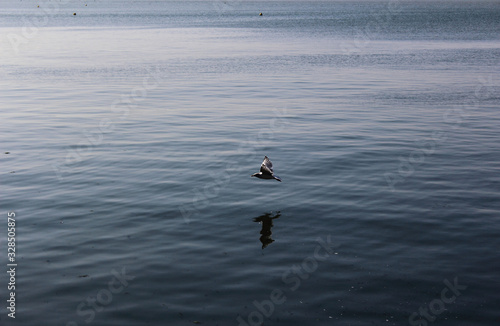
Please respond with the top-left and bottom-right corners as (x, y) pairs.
(253, 211), (281, 249)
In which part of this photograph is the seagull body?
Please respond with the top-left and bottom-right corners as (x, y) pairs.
(251, 156), (282, 182)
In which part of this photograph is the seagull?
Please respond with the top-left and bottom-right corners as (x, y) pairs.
(251, 156), (282, 182)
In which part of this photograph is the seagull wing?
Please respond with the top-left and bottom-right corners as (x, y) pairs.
(260, 156), (274, 175)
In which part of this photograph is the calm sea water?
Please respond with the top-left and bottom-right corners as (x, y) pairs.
(1, 1), (500, 325)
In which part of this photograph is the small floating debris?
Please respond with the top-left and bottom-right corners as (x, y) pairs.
(73, 12), (76, 16)
(5, 152), (10, 154)
(78, 274), (89, 278)
(259, 12), (263, 16)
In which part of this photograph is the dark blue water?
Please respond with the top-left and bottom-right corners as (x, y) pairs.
(1, 1), (500, 325)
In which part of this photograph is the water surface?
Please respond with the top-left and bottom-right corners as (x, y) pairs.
(1, 1), (499, 325)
